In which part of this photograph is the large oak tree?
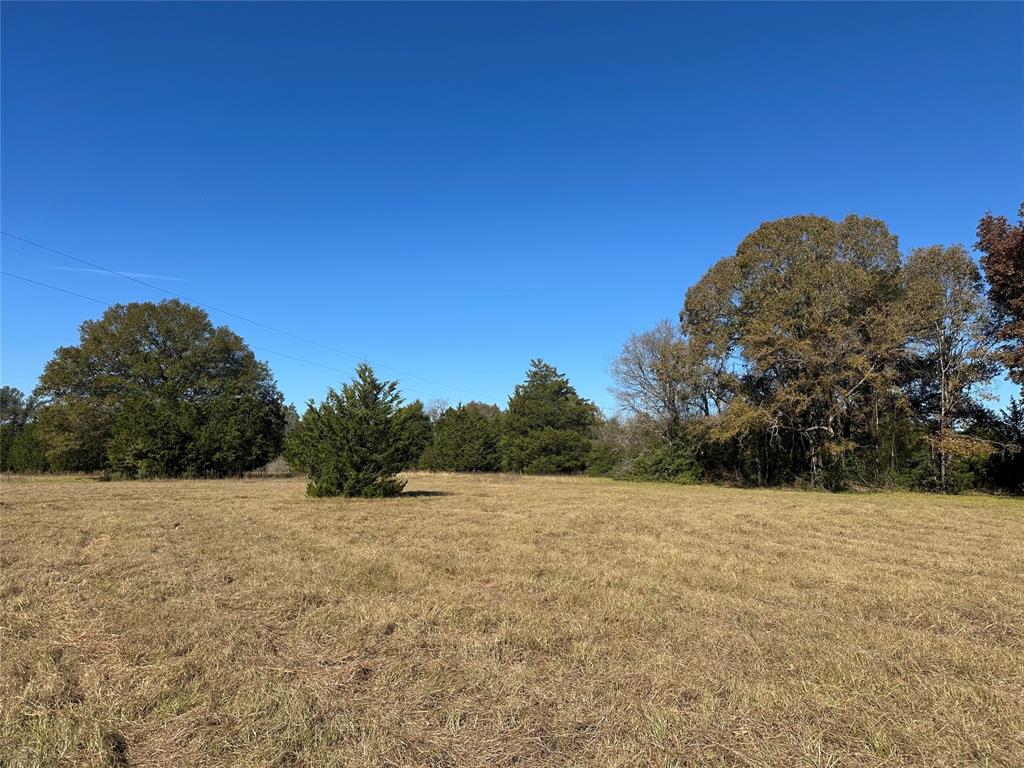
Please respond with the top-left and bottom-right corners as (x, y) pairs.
(34, 300), (286, 476)
(681, 214), (909, 486)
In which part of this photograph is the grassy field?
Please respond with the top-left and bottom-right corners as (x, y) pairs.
(1, 474), (1022, 767)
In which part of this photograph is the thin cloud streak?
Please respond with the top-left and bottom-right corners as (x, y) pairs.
(51, 266), (183, 282)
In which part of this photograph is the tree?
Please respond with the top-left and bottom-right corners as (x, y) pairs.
(33, 300), (286, 477)
(501, 360), (598, 474)
(611, 320), (710, 439)
(296, 364), (420, 497)
(420, 402), (503, 471)
(982, 399), (1024, 494)
(976, 202), (1024, 392)
(1, 387), (35, 471)
(395, 400), (433, 469)
(283, 404), (301, 434)
(681, 214), (908, 487)
(5, 422), (49, 472)
(903, 244), (998, 489)
(1, 386), (31, 428)
(608, 323), (711, 482)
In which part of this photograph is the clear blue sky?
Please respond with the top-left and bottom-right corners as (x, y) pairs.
(3, 2), (1023, 412)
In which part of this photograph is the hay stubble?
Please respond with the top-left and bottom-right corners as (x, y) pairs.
(1, 474), (1021, 766)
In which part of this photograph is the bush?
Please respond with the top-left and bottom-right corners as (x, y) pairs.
(584, 442), (622, 477)
(585, 415), (701, 484)
(3, 422), (49, 473)
(619, 442), (701, 484)
(296, 365), (420, 498)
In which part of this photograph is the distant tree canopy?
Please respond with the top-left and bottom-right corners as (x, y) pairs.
(32, 300), (286, 477)
(395, 399), (434, 469)
(420, 402), (503, 472)
(597, 211), (1019, 492)
(1, 386), (41, 472)
(289, 364), (424, 497)
(501, 360), (598, 474)
(6, 207), (1021, 496)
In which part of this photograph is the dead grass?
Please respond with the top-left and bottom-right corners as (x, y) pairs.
(1, 473), (1022, 767)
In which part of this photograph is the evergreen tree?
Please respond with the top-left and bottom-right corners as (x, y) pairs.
(395, 400), (433, 469)
(298, 364), (420, 497)
(501, 360), (597, 474)
(420, 402), (503, 471)
(1, 387), (34, 471)
(5, 422), (49, 472)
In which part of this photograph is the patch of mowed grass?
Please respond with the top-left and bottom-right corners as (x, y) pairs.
(1, 474), (1022, 767)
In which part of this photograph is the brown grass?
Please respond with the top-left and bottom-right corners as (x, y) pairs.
(1, 473), (1022, 767)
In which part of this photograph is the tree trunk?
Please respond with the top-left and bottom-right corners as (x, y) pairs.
(939, 349), (948, 491)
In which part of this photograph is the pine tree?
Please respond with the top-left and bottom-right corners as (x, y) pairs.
(501, 360), (597, 474)
(420, 402), (503, 471)
(298, 364), (420, 497)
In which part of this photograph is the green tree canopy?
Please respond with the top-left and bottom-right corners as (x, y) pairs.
(421, 402), (503, 472)
(394, 400), (434, 469)
(33, 299), (285, 476)
(1, 386), (36, 471)
(502, 360), (597, 474)
(294, 364), (421, 497)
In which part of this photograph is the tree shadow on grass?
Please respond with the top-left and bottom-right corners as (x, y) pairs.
(400, 490), (452, 498)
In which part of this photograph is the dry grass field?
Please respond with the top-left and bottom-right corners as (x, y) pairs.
(1, 474), (1022, 768)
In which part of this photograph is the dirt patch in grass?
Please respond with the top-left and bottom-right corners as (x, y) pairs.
(1, 473), (1022, 766)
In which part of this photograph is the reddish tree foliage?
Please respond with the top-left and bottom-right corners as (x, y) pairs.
(977, 203), (1024, 386)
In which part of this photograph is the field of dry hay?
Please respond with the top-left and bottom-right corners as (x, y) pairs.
(1, 473), (1022, 767)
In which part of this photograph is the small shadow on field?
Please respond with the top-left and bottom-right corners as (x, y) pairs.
(401, 490), (452, 498)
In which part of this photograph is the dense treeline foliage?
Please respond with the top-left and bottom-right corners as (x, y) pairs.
(420, 402), (503, 472)
(4, 206), (1020, 494)
(600, 209), (1023, 493)
(2, 301), (286, 477)
(284, 360), (597, 490)
(0, 387), (47, 472)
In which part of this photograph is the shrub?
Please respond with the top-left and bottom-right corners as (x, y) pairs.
(297, 365), (420, 498)
(4, 422), (49, 473)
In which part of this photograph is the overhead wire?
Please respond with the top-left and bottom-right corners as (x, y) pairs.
(0, 269), (453, 403)
(1, 230), (485, 400)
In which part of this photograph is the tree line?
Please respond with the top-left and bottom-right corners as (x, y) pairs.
(1, 204), (1021, 495)
(603, 206), (1024, 493)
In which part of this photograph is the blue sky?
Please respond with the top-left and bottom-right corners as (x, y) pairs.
(2, 2), (1023, 412)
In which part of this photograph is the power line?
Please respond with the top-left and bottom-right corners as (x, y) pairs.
(2, 270), (111, 306)
(1, 230), (485, 399)
(0, 269), (451, 403)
